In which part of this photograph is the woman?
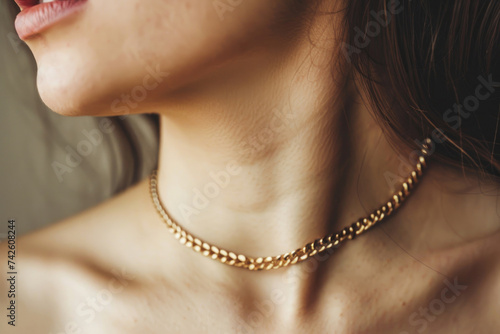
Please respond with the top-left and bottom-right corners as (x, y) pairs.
(2, 0), (499, 333)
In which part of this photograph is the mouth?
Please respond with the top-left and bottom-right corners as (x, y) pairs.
(14, 0), (88, 40)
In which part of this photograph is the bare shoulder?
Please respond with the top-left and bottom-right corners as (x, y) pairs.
(455, 231), (500, 332)
(10, 176), (154, 266)
(477, 233), (500, 330)
(0, 178), (156, 333)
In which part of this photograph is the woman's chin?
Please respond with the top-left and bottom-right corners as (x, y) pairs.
(34, 59), (172, 117)
(37, 84), (112, 117)
(36, 67), (119, 117)
(35, 66), (86, 116)
(37, 83), (89, 117)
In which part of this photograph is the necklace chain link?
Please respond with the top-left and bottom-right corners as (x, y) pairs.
(150, 139), (432, 271)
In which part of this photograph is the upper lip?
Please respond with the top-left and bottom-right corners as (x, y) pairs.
(15, 0), (42, 10)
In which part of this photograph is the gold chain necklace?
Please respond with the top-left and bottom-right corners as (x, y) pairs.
(150, 139), (431, 271)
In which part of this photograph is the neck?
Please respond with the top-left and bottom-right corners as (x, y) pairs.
(146, 6), (500, 325)
(152, 15), (416, 258)
(151, 5), (500, 260)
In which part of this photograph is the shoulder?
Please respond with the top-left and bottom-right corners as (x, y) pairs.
(458, 231), (500, 331)
(479, 233), (500, 329)
(0, 178), (153, 333)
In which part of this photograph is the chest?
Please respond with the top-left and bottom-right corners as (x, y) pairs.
(83, 273), (483, 334)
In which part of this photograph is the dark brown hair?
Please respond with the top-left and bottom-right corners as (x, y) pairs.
(342, 0), (500, 177)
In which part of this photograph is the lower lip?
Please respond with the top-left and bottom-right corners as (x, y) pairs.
(15, 0), (88, 40)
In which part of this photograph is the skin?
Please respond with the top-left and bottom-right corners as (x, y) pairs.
(2, 0), (500, 333)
